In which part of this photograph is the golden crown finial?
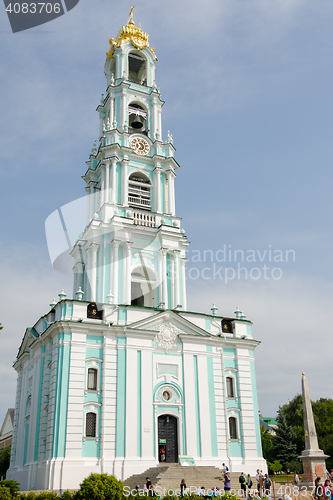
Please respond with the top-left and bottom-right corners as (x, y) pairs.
(302, 372), (305, 376)
(106, 6), (153, 58)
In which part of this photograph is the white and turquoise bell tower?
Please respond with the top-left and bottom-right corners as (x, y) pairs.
(71, 11), (188, 310)
(8, 11), (266, 492)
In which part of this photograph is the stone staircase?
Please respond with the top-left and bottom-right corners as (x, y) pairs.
(124, 464), (242, 495)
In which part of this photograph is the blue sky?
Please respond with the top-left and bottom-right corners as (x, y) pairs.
(1, 0), (333, 427)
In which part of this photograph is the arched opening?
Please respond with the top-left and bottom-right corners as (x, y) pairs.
(85, 412), (97, 437)
(87, 368), (97, 391)
(128, 52), (147, 85)
(158, 415), (178, 463)
(229, 416), (238, 439)
(131, 264), (156, 307)
(128, 103), (147, 134)
(128, 172), (151, 210)
(226, 376), (235, 398)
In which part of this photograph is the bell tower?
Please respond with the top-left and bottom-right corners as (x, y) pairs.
(71, 10), (189, 310)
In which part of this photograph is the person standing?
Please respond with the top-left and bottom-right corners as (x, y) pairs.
(255, 470), (260, 495)
(239, 473), (246, 496)
(294, 473), (299, 487)
(180, 479), (187, 497)
(263, 474), (271, 496)
(224, 473), (231, 492)
(246, 474), (253, 497)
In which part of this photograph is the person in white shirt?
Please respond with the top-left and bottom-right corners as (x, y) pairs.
(255, 469), (260, 495)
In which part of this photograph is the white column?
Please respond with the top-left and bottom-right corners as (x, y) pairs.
(181, 258), (187, 311)
(121, 159), (128, 206)
(87, 243), (99, 302)
(168, 169), (176, 216)
(174, 250), (180, 307)
(105, 161), (110, 204)
(121, 90), (127, 131)
(170, 254), (175, 308)
(111, 240), (119, 305)
(152, 98), (157, 138)
(99, 112), (104, 138)
(125, 347), (137, 457)
(111, 158), (117, 204)
(161, 249), (168, 307)
(183, 353), (197, 457)
(100, 168), (105, 207)
(154, 166), (162, 213)
(100, 336), (117, 466)
(110, 97), (114, 127)
(158, 107), (162, 140)
(86, 185), (93, 224)
(141, 349), (154, 458)
(124, 241), (132, 305)
(197, 354), (212, 459)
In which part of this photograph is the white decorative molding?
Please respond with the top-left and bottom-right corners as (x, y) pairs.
(152, 321), (183, 352)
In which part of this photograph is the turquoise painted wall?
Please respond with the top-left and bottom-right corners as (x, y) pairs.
(229, 440), (243, 457)
(23, 422), (29, 465)
(52, 339), (71, 458)
(34, 357), (45, 461)
(86, 347), (103, 359)
(116, 338), (126, 457)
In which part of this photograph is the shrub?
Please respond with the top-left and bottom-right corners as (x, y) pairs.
(0, 481), (21, 497)
(0, 486), (11, 500)
(60, 491), (72, 500)
(76, 473), (123, 500)
(36, 493), (59, 500)
(26, 492), (36, 500)
(160, 495), (178, 500)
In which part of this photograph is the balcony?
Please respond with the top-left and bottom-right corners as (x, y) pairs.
(132, 210), (156, 228)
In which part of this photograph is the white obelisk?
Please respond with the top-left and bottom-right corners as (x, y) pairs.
(299, 373), (329, 484)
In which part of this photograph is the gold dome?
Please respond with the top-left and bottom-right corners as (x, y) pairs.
(106, 8), (153, 58)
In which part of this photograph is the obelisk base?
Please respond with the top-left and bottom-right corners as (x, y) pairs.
(299, 450), (329, 486)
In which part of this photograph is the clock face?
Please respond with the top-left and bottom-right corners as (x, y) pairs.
(131, 137), (150, 156)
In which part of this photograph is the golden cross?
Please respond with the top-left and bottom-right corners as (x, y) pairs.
(129, 5), (135, 21)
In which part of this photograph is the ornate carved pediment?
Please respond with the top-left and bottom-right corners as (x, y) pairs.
(152, 321), (183, 352)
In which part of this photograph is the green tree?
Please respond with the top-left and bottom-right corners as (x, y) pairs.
(267, 460), (283, 475)
(0, 448), (11, 480)
(260, 426), (274, 461)
(272, 410), (298, 468)
(280, 395), (333, 470)
(75, 473), (123, 500)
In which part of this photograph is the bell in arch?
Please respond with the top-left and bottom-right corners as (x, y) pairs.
(131, 114), (145, 129)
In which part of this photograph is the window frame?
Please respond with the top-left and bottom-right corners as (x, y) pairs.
(85, 411), (97, 438)
(87, 367), (98, 391)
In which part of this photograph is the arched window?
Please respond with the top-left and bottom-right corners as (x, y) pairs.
(226, 377), (234, 398)
(131, 265), (156, 307)
(128, 103), (147, 133)
(128, 52), (147, 85)
(229, 416), (238, 439)
(86, 412), (97, 437)
(87, 368), (97, 391)
(128, 172), (151, 210)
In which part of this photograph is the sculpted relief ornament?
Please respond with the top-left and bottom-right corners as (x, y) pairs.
(152, 322), (182, 352)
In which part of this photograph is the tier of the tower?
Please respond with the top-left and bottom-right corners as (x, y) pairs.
(71, 23), (189, 311)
